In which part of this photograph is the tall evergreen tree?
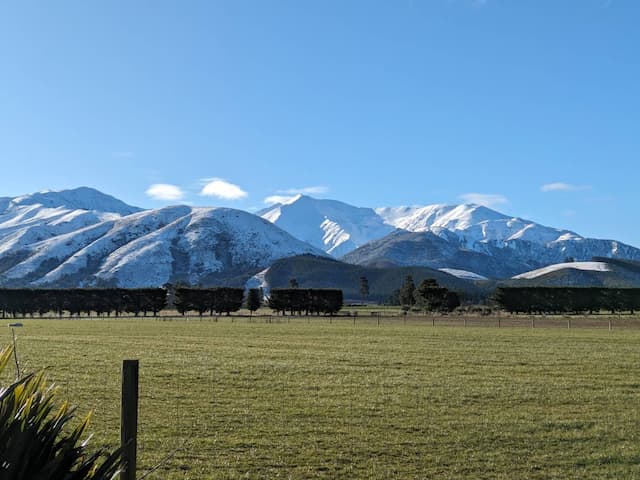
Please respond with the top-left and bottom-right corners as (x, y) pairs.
(399, 275), (416, 307)
(359, 276), (370, 300)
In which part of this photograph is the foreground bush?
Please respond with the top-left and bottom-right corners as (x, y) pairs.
(0, 345), (122, 479)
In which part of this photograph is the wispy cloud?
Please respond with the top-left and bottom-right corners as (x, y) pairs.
(541, 182), (590, 193)
(262, 185), (329, 205)
(264, 195), (297, 205)
(145, 183), (184, 201)
(276, 185), (329, 196)
(459, 193), (508, 208)
(200, 178), (248, 200)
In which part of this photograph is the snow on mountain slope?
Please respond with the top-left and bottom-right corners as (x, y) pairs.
(8, 187), (139, 214)
(377, 203), (581, 248)
(438, 268), (488, 281)
(262, 197), (584, 257)
(260, 195), (640, 278)
(512, 262), (612, 280)
(259, 195), (394, 257)
(1, 205), (325, 288)
(0, 187), (141, 254)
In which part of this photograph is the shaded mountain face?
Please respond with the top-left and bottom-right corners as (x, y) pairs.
(0, 189), (325, 288)
(262, 196), (640, 279)
(261, 254), (484, 302)
(341, 229), (640, 280)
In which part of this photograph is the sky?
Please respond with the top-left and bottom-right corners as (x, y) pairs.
(1, 0), (639, 246)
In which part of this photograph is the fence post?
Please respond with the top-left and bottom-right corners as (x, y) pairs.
(609, 319), (612, 331)
(121, 360), (139, 480)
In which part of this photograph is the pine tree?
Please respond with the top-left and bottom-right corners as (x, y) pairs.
(399, 275), (416, 307)
(359, 276), (370, 300)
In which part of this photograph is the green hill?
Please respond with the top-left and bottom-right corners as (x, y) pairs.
(264, 254), (486, 303)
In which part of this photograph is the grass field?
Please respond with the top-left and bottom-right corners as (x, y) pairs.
(3, 317), (640, 479)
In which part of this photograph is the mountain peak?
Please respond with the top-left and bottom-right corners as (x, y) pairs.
(9, 187), (141, 215)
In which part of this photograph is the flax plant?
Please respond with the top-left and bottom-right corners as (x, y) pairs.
(0, 345), (122, 479)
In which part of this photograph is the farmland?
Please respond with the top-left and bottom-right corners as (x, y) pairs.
(3, 316), (640, 479)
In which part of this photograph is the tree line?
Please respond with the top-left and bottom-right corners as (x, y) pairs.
(268, 288), (343, 315)
(0, 288), (167, 318)
(174, 287), (246, 316)
(494, 287), (640, 314)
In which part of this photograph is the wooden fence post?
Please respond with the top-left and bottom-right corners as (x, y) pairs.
(121, 360), (139, 480)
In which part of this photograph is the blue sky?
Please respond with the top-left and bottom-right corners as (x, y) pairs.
(1, 0), (639, 245)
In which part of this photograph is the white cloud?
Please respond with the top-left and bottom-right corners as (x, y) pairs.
(262, 185), (329, 205)
(276, 185), (329, 196)
(264, 195), (297, 205)
(200, 178), (248, 200)
(459, 193), (508, 208)
(145, 184), (184, 201)
(541, 182), (590, 193)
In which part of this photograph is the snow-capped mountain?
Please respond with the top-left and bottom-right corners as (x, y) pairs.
(0, 187), (141, 256)
(512, 262), (611, 280)
(376, 203), (582, 247)
(0, 200), (325, 287)
(260, 195), (640, 278)
(258, 195), (394, 257)
(2, 188), (639, 286)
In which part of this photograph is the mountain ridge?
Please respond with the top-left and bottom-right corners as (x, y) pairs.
(1, 187), (639, 287)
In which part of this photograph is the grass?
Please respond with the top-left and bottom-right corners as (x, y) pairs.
(3, 317), (640, 479)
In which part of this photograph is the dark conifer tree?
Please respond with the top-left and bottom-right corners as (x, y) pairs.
(399, 275), (416, 307)
(359, 276), (370, 300)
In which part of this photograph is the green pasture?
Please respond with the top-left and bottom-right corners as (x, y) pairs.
(3, 317), (640, 479)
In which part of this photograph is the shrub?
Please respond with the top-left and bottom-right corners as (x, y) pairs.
(0, 345), (122, 479)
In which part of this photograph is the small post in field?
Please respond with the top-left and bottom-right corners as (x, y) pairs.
(567, 318), (571, 329)
(531, 318), (535, 329)
(609, 319), (612, 331)
(121, 360), (139, 480)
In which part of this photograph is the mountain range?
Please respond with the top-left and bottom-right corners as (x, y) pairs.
(0, 188), (322, 287)
(261, 195), (640, 278)
(1, 187), (640, 290)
